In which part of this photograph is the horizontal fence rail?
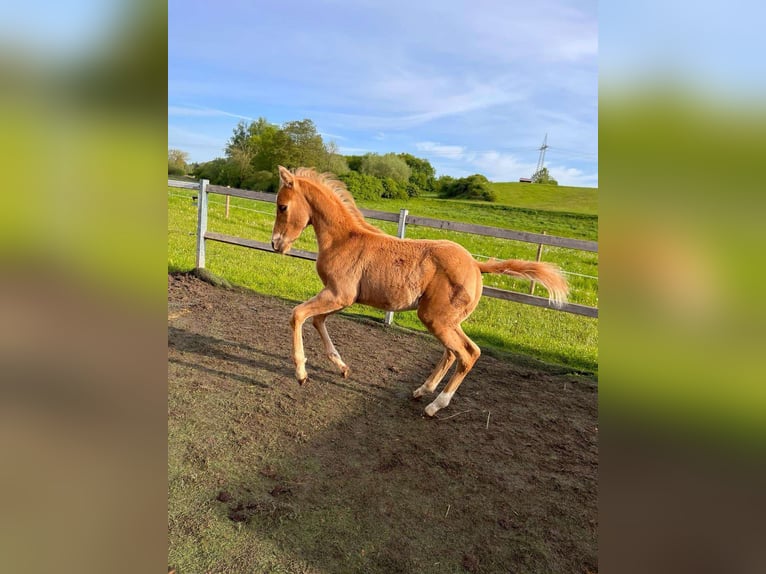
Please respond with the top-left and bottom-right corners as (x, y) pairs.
(169, 179), (598, 318)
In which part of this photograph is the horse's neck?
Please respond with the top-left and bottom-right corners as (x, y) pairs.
(303, 186), (358, 251)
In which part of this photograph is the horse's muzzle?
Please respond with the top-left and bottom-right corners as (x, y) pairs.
(271, 235), (289, 254)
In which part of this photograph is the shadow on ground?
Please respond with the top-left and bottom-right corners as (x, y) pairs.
(168, 272), (598, 573)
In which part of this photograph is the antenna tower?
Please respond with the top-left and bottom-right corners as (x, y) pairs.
(534, 133), (549, 176)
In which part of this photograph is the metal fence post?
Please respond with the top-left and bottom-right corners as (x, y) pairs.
(195, 179), (209, 269)
(384, 208), (409, 326)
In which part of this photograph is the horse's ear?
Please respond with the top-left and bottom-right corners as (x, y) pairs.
(278, 165), (294, 188)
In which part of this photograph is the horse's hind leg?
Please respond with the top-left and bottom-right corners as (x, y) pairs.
(412, 349), (455, 398)
(312, 313), (350, 378)
(423, 325), (481, 417)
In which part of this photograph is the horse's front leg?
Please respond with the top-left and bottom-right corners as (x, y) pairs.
(290, 288), (352, 384)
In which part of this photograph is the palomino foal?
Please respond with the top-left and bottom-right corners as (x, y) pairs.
(271, 166), (568, 416)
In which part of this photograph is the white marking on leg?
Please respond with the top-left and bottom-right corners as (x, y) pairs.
(424, 391), (454, 417)
(412, 384), (434, 398)
(328, 350), (347, 370)
(413, 350), (455, 399)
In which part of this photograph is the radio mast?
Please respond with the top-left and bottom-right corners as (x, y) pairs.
(534, 133), (548, 176)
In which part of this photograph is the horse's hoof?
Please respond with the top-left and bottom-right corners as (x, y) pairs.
(341, 366), (350, 379)
(297, 377), (308, 386)
(424, 403), (439, 417)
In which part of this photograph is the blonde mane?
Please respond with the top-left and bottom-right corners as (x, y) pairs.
(292, 168), (384, 234)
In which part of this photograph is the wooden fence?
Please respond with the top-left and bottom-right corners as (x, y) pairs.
(169, 179), (598, 319)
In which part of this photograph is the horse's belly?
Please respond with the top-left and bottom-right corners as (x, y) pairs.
(356, 277), (422, 312)
(356, 290), (421, 312)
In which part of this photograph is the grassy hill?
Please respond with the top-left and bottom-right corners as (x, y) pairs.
(356, 181), (598, 242)
(489, 181), (598, 215)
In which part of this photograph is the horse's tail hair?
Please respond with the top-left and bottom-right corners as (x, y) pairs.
(478, 259), (569, 307)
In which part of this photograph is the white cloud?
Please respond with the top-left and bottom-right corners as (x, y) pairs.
(168, 105), (253, 121)
(318, 131), (347, 141)
(415, 142), (466, 160)
(168, 126), (226, 161)
(323, 82), (521, 131)
(415, 141), (597, 187)
(470, 151), (538, 181)
(548, 165), (599, 188)
(168, 2), (597, 173)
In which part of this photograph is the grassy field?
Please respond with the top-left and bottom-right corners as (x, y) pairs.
(168, 185), (598, 373)
(489, 181), (598, 215)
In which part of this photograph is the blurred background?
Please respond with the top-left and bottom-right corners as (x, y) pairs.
(0, 1), (167, 573)
(600, 1), (766, 572)
(1, 0), (764, 572)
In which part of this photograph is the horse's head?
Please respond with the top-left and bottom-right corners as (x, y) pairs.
(271, 166), (312, 254)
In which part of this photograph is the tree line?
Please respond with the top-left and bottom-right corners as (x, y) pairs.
(169, 117), (556, 203)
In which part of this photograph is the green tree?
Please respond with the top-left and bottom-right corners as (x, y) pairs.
(359, 153), (411, 183)
(321, 141), (350, 175)
(398, 153), (436, 196)
(281, 119), (326, 168)
(168, 148), (189, 175)
(219, 117), (283, 189)
(345, 155), (364, 172)
(226, 121), (254, 187)
(531, 167), (558, 185)
(247, 117), (284, 174)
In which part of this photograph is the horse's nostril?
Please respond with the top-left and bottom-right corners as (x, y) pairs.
(271, 240), (276, 250)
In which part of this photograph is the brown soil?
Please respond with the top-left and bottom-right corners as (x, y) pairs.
(168, 272), (598, 573)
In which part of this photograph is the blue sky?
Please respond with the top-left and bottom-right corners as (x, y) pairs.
(169, 0), (598, 187)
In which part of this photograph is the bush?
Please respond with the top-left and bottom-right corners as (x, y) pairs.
(337, 171), (384, 201)
(168, 163), (185, 176)
(345, 155), (364, 172)
(531, 167), (558, 185)
(435, 175), (455, 196)
(241, 170), (278, 192)
(192, 158), (227, 183)
(381, 177), (409, 200)
(405, 183), (420, 198)
(438, 174), (496, 201)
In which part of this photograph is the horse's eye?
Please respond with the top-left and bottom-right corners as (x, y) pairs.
(278, 204), (288, 213)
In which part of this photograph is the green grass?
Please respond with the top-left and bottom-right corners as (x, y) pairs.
(360, 195), (597, 242)
(488, 181), (598, 215)
(168, 187), (598, 374)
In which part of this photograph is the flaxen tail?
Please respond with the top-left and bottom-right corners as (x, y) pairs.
(478, 259), (569, 307)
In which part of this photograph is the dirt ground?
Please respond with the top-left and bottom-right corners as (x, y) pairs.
(168, 272), (598, 573)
